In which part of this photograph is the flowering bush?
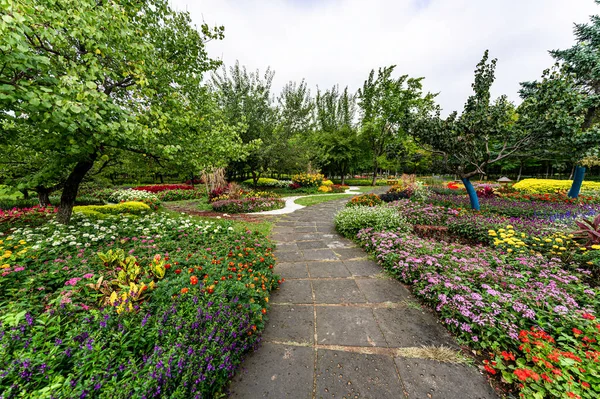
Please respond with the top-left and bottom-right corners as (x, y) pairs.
(318, 185), (332, 193)
(334, 206), (410, 238)
(390, 200), (457, 226)
(346, 194), (383, 208)
(499, 191), (600, 204)
(292, 173), (324, 188)
(132, 184), (195, 193)
(242, 177), (290, 188)
(513, 178), (600, 194)
(488, 314), (600, 398)
(476, 184), (496, 198)
(108, 189), (161, 210)
(211, 197), (285, 213)
(0, 206), (57, 232)
(331, 184), (349, 193)
(73, 201), (151, 218)
(0, 211), (279, 397)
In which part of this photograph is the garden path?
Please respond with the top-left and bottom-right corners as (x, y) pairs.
(228, 198), (499, 398)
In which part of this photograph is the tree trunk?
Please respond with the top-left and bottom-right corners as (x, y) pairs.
(56, 156), (97, 224)
(371, 158), (378, 186)
(36, 187), (52, 207)
(517, 161), (523, 182)
(461, 177), (480, 211)
(568, 166), (586, 199)
(21, 189), (29, 200)
(569, 164), (575, 180)
(251, 170), (260, 189)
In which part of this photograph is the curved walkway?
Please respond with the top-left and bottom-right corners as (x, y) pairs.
(229, 198), (498, 398)
(251, 186), (361, 215)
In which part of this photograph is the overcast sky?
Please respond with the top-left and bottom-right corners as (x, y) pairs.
(171, 0), (598, 115)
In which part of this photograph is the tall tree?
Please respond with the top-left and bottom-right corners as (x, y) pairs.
(520, 4), (600, 197)
(313, 86), (362, 183)
(274, 80), (314, 174)
(413, 51), (529, 210)
(211, 62), (277, 186)
(357, 66), (435, 185)
(0, 0), (243, 223)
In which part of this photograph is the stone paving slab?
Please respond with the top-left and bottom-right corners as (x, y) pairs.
(297, 240), (330, 250)
(342, 259), (383, 277)
(312, 279), (366, 304)
(271, 279), (313, 304)
(374, 307), (460, 348)
(316, 306), (386, 347)
(394, 357), (498, 399)
(303, 248), (338, 261)
(307, 261), (351, 278)
(229, 343), (314, 398)
(263, 304), (314, 344)
(274, 261), (309, 279)
(355, 278), (412, 303)
(316, 350), (405, 399)
(332, 247), (369, 260)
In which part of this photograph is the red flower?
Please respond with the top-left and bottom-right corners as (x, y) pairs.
(175, 269), (181, 274)
(483, 365), (496, 375)
(582, 381), (590, 389)
(190, 276), (198, 285)
(501, 351), (516, 361)
(573, 328), (583, 336)
(514, 369), (530, 382)
(583, 313), (596, 320)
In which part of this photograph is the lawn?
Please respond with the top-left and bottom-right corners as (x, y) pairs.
(294, 193), (354, 206)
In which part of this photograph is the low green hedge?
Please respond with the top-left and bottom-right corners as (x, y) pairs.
(73, 201), (151, 216)
(334, 206), (410, 238)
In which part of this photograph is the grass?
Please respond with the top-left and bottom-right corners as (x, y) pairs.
(294, 194), (354, 206)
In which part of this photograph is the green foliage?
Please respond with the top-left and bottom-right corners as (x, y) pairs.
(73, 201), (151, 216)
(358, 66), (435, 185)
(346, 194), (383, 207)
(0, 0), (245, 223)
(334, 206), (410, 239)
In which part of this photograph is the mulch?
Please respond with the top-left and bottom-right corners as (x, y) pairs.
(163, 203), (269, 223)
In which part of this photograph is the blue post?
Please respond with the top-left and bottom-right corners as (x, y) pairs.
(461, 177), (480, 211)
(567, 166), (586, 199)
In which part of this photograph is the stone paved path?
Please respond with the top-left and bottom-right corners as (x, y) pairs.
(229, 198), (499, 399)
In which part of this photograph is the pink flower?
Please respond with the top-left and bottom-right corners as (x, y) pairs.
(13, 267), (24, 272)
(83, 273), (94, 279)
(64, 278), (82, 286)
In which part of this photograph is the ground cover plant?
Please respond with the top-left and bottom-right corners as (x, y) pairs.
(0, 210), (280, 397)
(513, 178), (600, 194)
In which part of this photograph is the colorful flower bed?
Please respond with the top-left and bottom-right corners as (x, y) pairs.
(291, 173), (324, 188)
(155, 188), (206, 201)
(132, 184), (195, 193)
(0, 212), (279, 397)
(346, 194), (382, 207)
(355, 227), (600, 397)
(513, 178), (600, 194)
(0, 205), (57, 232)
(211, 197), (285, 213)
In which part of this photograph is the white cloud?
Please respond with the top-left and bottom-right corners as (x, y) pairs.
(171, 0), (598, 115)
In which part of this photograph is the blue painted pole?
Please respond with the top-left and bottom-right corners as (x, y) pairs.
(461, 177), (480, 211)
(567, 166), (586, 199)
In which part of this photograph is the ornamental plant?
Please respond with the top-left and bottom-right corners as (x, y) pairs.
(513, 179), (600, 194)
(108, 189), (161, 210)
(488, 314), (600, 399)
(334, 206), (410, 238)
(291, 173), (324, 188)
(155, 188), (206, 201)
(346, 194), (383, 208)
(0, 206), (57, 232)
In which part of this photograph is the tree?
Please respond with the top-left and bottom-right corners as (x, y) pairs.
(274, 80), (314, 174)
(211, 62), (277, 186)
(313, 86), (363, 183)
(413, 51), (530, 210)
(357, 66), (435, 185)
(520, 4), (600, 197)
(0, 0), (244, 223)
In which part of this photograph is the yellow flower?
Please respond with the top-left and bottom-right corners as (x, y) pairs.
(559, 247), (566, 251)
(507, 248), (513, 253)
(18, 240), (26, 245)
(581, 247), (588, 251)
(506, 225), (513, 229)
(592, 245), (600, 250)
(544, 239), (552, 243)
(555, 238), (563, 244)
(1, 264), (9, 269)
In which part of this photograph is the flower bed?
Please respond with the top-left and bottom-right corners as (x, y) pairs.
(0, 212), (279, 397)
(133, 184), (195, 193)
(355, 228), (600, 398)
(155, 188), (206, 201)
(0, 205), (56, 232)
(334, 206), (410, 238)
(346, 194), (382, 207)
(211, 197), (285, 213)
(513, 178), (600, 194)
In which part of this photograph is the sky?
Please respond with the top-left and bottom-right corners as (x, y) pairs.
(171, 0), (598, 115)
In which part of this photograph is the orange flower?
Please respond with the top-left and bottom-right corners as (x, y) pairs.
(180, 287), (189, 294)
(190, 275), (199, 285)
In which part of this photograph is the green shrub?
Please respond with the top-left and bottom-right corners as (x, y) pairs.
(73, 201), (151, 216)
(211, 197), (285, 214)
(331, 178), (388, 186)
(334, 206), (410, 238)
